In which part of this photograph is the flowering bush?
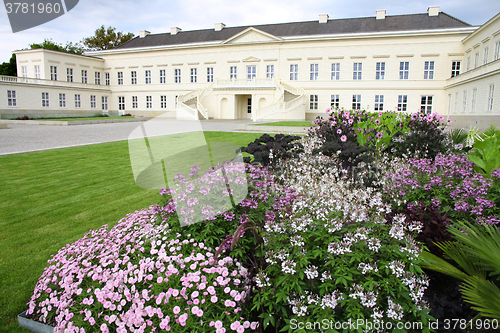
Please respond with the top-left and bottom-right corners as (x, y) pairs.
(254, 136), (432, 331)
(27, 207), (259, 332)
(383, 153), (500, 257)
(387, 112), (451, 159)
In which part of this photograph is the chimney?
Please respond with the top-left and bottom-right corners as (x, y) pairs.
(376, 9), (386, 20)
(171, 27), (182, 35)
(139, 30), (150, 38)
(319, 14), (329, 24)
(215, 23), (226, 31)
(427, 6), (439, 16)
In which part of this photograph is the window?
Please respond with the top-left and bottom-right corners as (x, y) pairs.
(290, 64), (298, 81)
(247, 66), (256, 80)
(117, 72), (123, 85)
(34, 65), (40, 79)
(94, 72), (100, 85)
(310, 64), (319, 80)
(207, 68), (214, 82)
(7, 90), (16, 106)
(66, 68), (73, 82)
(488, 84), (495, 111)
(462, 91), (467, 113)
(331, 95), (339, 109)
(59, 93), (66, 108)
(398, 95), (408, 111)
(331, 63), (340, 80)
(375, 62), (385, 80)
(20, 66), (27, 78)
(424, 61), (435, 79)
(145, 70), (151, 84)
(175, 69), (181, 83)
(175, 95), (179, 108)
(132, 96), (138, 108)
(266, 65), (274, 79)
(102, 96), (108, 111)
(50, 66), (57, 80)
(448, 94), (452, 115)
(451, 61), (461, 77)
(454, 92), (459, 113)
(230, 66), (237, 80)
(105, 73), (110, 85)
(421, 96), (433, 114)
(160, 69), (166, 83)
(309, 95), (318, 110)
(131, 71), (137, 84)
(75, 94), (81, 108)
(352, 95), (361, 110)
(191, 68), (197, 83)
(495, 41), (500, 61)
(472, 88), (477, 113)
(399, 62), (409, 80)
(467, 57), (471, 71)
(146, 96), (152, 108)
(353, 63), (362, 80)
(42, 92), (49, 107)
(82, 70), (88, 83)
(484, 47), (489, 65)
(374, 95), (384, 111)
(118, 96), (125, 111)
(90, 95), (96, 108)
(161, 95), (167, 108)
(474, 52), (479, 68)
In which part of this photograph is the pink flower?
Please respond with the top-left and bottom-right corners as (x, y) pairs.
(173, 306), (180, 314)
(211, 296), (218, 303)
(341, 135), (347, 142)
(215, 320), (223, 329)
(337, 128), (342, 134)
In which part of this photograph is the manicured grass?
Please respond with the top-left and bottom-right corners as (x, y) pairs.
(38, 116), (135, 121)
(254, 121), (313, 127)
(0, 131), (266, 333)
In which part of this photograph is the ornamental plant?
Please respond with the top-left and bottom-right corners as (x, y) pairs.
(387, 112), (450, 160)
(27, 207), (259, 333)
(308, 109), (375, 175)
(354, 111), (409, 150)
(27, 161), (297, 333)
(254, 136), (433, 332)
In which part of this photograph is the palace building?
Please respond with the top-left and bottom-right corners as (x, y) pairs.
(1, 6), (499, 127)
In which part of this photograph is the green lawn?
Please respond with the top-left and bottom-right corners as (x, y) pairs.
(254, 121), (313, 127)
(38, 116), (135, 121)
(0, 131), (266, 333)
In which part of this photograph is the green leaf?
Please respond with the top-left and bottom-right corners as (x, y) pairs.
(419, 250), (469, 281)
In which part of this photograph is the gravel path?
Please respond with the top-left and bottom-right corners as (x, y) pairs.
(0, 119), (253, 155)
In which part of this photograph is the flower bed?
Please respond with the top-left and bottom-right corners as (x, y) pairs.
(25, 108), (500, 332)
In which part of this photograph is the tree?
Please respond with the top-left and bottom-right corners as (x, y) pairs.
(29, 38), (84, 55)
(82, 25), (134, 50)
(0, 54), (17, 76)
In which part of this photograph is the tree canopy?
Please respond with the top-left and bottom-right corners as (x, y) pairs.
(0, 54), (17, 76)
(82, 25), (134, 50)
(29, 39), (84, 55)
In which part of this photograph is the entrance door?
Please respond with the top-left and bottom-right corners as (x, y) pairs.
(247, 97), (252, 118)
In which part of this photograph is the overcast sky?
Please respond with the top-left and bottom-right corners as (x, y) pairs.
(1, 0), (500, 64)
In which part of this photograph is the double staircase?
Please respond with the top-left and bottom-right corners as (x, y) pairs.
(176, 79), (306, 121)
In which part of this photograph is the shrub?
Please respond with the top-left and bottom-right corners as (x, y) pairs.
(383, 153), (500, 256)
(94, 113), (109, 117)
(122, 113), (133, 117)
(387, 112), (450, 160)
(238, 134), (303, 169)
(253, 136), (432, 331)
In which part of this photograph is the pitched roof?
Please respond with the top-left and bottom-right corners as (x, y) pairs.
(115, 12), (472, 50)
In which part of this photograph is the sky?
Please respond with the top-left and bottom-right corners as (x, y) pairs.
(0, 0), (500, 63)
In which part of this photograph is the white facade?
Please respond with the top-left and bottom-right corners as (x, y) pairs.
(1, 7), (499, 126)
